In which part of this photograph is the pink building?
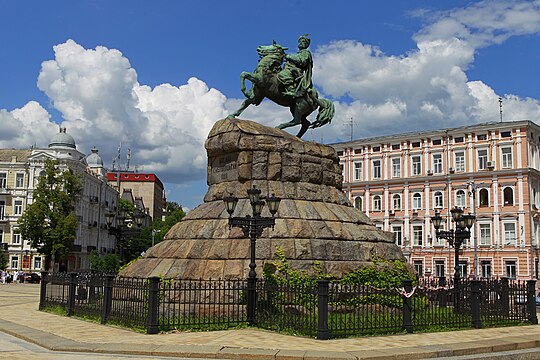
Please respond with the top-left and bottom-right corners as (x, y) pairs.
(332, 120), (540, 287)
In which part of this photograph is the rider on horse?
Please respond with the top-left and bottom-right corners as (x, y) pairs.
(278, 34), (313, 99)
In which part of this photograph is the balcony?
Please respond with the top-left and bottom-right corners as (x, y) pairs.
(0, 188), (10, 195)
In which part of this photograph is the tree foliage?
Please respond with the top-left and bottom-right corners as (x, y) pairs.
(89, 250), (120, 273)
(17, 159), (82, 266)
(123, 201), (186, 263)
(0, 247), (7, 270)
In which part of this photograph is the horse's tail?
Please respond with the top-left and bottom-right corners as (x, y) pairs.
(314, 97), (335, 128)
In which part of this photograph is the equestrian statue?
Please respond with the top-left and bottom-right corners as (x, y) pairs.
(229, 35), (334, 138)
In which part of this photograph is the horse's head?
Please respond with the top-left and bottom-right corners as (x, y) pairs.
(257, 41), (288, 60)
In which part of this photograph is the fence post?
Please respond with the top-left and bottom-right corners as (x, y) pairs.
(402, 279), (413, 334)
(146, 277), (161, 334)
(67, 272), (77, 316)
(500, 277), (509, 317)
(471, 279), (482, 329)
(438, 276), (447, 307)
(101, 274), (114, 324)
(317, 280), (329, 340)
(39, 271), (48, 310)
(526, 280), (538, 325)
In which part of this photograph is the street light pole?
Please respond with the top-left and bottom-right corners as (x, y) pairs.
(151, 229), (160, 247)
(106, 207), (145, 265)
(432, 207), (475, 312)
(223, 186), (281, 325)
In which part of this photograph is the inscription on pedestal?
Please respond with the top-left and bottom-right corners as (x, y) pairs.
(210, 153), (238, 183)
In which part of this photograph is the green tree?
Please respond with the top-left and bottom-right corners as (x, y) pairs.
(89, 250), (120, 273)
(123, 201), (186, 263)
(17, 159), (82, 270)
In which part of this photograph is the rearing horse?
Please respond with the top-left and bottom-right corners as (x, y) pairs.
(228, 42), (334, 138)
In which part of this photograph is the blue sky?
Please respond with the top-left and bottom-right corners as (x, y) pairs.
(1, 0), (540, 209)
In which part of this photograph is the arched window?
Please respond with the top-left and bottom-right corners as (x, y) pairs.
(503, 187), (514, 206)
(354, 196), (363, 211)
(456, 190), (466, 208)
(392, 194), (401, 210)
(434, 191), (443, 208)
(412, 193), (422, 210)
(479, 188), (489, 207)
(373, 195), (382, 211)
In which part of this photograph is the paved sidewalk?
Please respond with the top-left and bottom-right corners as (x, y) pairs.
(0, 283), (539, 359)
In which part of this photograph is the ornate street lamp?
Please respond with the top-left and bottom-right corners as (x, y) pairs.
(106, 207), (145, 264)
(223, 185), (281, 325)
(431, 207), (475, 312)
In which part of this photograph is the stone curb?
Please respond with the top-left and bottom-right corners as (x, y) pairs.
(0, 318), (539, 359)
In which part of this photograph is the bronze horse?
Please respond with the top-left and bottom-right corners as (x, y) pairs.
(229, 42), (334, 138)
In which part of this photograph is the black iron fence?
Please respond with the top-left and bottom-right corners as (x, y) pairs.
(39, 271), (538, 339)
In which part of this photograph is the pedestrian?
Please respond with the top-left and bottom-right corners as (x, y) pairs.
(1, 270), (5, 284)
(19, 270), (24, 283)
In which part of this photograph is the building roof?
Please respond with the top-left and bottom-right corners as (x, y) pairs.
(48, 127), (76, 149)
(106, 172), (164, 189)
(85, 147), (103, 167)
(0, 149), (32, 162)
(331, 120), (539, 148)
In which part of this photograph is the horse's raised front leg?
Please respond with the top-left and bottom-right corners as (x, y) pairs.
(228, 97), (255, 119)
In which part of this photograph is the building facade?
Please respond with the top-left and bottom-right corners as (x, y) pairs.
(1, 129), (119, 272)
(332, 121), (540, 286)
(106, 172), (165, 223)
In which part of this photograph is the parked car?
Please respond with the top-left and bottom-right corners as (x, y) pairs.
(24, 273), (41, 283)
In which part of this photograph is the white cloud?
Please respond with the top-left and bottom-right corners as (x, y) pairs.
(36, 39), (229, 183)
(0, 101), (57, 148)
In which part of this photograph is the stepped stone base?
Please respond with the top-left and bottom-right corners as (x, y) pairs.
(120, 118), (404, 279)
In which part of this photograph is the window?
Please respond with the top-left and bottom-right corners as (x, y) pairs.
(392, 144), (400, 150)
(353, 162), (362, 181)
(477, 134), (487, 141)
(372, 160), (381, 179)
(10, 256), (19, 270)
(34, 256), (42, 270)
(340, 163), (344, 176)
(354, 148), (362, 154)
(0, 200), (5, 220)
(15, 173), (24, 188)
(12, 233), (21, 245)
(392, 158), (401, 178)
(373, 195), (382, 211)
(393, 226), (402, 246)
(372, 146), (381, 152)
(481, 260), (492, 278)
(412, 142), (421, 148)
(354, 196), (363, 211)
(0, 227), (3, 243)
(14, 200), (23, 215)
(433, 154), (443, 174)
(413, 225), (423, 246)
(412, 193), (422, 210)
(392, 194), (401, 210)
(456, 190), (466, 208)
(434, 191), (443, 208)
(459, 261), (468, 278)
(501, 147), (513, 168)
(479, 188), (489, 207)
(0, 173), (6, 188)
(479, 223), (491, 246)
(503, 223), (517, 246)
(454, 136), (464, 143)
(505, 260), (516, 279)
(503, 187), (514, 206)
(413, 260), (423, 277)
(433, 139), (442, 145)
(478, 149), (488, 170)
(435, 260), (445, 277)
(455, 151), (465, 172)
(412, 156), (421, 175)
(501, 131), (511, 138)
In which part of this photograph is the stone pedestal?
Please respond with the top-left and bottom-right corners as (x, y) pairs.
(120, 118), (404, 279)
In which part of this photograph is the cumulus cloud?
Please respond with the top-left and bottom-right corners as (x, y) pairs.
(0, 101), (57, 148)
(313, 0), (540, 142)
(36, 39), (229, 183)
